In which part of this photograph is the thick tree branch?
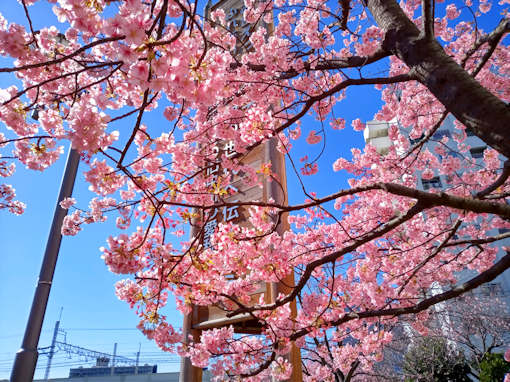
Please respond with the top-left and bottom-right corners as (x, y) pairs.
(444, 231), (510, 247)
(291, 251), (510, 340)
(234, 48), (391, 79)
(366, 0), (510, 158)
(339, 0), (352, 30)
(470, 19), (510, 77)
(379, 183), (510, 218)
(161, 182), (510, 219)
(421, 0), (435, 40)
(475, 159), (510, 199)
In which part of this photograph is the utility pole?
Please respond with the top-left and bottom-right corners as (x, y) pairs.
(44, 308), (63, 381)
(11, 148), (80, 382)
(110, 343), (117, 376)
(135, 343), (141, 374)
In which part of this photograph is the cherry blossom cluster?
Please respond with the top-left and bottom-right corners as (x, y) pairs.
(1, 0), (509, 379)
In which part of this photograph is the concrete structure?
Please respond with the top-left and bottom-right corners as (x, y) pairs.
(363, 119), (393, 155)
(68, 364), (156, 378)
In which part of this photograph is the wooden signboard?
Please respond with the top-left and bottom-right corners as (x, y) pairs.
(179, 1), (302, 380)
(187, 137), (289, 327)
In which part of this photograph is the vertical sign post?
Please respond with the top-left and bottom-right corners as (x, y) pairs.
(179, 1), (302, 380)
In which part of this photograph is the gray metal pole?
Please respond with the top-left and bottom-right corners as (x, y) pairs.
(43, 318), (60, 381)
(111, 343), (117, 376)
(11, 148), (80, 382)
(135, 343), (140, 374)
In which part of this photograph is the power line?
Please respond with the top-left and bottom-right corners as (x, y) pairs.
(0, 330), (52, 340)
(2, 318), (183, 379)
(63, 328), (141, 331)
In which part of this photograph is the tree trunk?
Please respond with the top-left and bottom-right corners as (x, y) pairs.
(366, 0), (510, 158)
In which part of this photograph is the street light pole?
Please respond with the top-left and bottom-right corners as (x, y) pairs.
(11, 148), (80, 382)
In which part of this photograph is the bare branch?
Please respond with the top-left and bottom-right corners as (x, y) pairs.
(233, 48), (391, 79)
(0, 36), (124, 73)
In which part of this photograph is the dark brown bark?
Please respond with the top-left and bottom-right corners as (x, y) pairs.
(365, 0), (510, 158)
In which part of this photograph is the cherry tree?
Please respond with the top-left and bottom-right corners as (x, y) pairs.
(1, 0), (510, 379)
(357, 295), (510, 380)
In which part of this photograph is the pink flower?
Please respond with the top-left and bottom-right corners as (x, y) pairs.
(331, 118), (346, 130)
(164, 106), (178, 121)
(301, 162), (318, 175)
(306, 130), (322, 144)
(0, 185), (26, 215)
(352, 118), (365, 131)
(62, 210), (82, 236)
(333, 157), (350, 172)
(479, 0), (491, 13)
(60, 197), (76, 209)
(421, 168), (435, 180)
(445, 4), (460, 19)
(504, 348), (510, 362)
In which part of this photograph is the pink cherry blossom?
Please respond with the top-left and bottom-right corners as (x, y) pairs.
(306, 130), (322, 144)
(0, 0), (509, 379)
(59, 197), (76, 209)
(352, 118), (365, 131)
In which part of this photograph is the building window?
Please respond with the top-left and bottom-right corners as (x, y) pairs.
(372, 128), (389, 138)
(470, 146), (486, 159)
(409, 133), (425, 145)
(422, 176), (442, 190)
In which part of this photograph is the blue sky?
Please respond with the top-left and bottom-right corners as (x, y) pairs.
(0, 2), (186, 378)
